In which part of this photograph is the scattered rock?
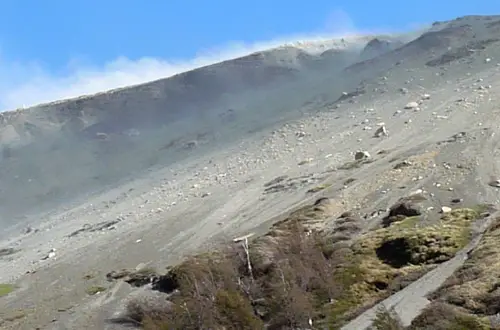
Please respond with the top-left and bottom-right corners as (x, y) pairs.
(295, 131), (307, 138)
(314, 197), (333, 207)
(68, 218), (122, 237)
(0, 247), (18, 257)
(41, 248), (57, 261)
(264, 175), (289, 187)
(336, 89), (366, 103)
(489, 178), (500, 188)
(354, 151), (371, 161)
(22, 226), (37, 235)
(106, 268), (159, 287)
(440, 206), (452, 213)
(393, 160), (412, 169)
(373, 125), (388, 138)
(404, 101), (420, 109)
(344, 178), (356, 185)
(184, 140), (198, 149)
(298, 158), (313, 165)
(264, 174), (325, 194)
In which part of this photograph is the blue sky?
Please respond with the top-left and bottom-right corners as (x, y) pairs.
(0, 1), (499, 110)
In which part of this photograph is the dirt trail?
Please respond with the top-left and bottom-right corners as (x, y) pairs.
(342, 211), (500, 329)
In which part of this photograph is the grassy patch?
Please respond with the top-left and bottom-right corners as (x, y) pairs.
(317, 208), (478, 326)
(122, 205), (483, 329)
(421, 212), (500, 326)
(0, 284), (14, 297)
(85, 286), (106, 296)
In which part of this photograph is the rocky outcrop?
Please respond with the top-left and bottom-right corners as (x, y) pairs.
(360, 38), (401, 60)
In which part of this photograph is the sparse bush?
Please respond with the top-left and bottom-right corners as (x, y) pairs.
(121, 203), (483, 329)
(408, 302), (490, 330)
(371, 306), (404, 330)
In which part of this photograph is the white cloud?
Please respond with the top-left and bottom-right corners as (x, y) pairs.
(0, 9), (422, 112)
(0, 36), (339, 111)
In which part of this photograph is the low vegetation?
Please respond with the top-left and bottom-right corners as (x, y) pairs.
(416, 215), (500, 329)
(117, 199), (486, 329)
(408, 302), (492, 329)
(0, 284), (14, 297)
(85, 286), (107, 296)
(372, 307), (404, 330)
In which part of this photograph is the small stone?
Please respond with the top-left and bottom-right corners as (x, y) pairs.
(440, 206), (452, 213)
(404, 101), (419, 109)
(374, 125), (388, 138)
(409, 189), (423, 196)
(488, 179), (500, 188)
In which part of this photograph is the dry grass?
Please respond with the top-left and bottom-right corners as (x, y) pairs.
(421, 215), (500, 327)
(372, 307), (404, 330)
(408, 302), (491, 329)
(122, 203), (484, 329)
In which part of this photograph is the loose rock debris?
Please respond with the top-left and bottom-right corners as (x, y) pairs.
(263, 173), (327, 194)
(68, 218), (122, 237)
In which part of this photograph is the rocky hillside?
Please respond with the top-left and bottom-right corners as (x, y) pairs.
(3, 13), (500, 330)
(0, 34), (404, 228)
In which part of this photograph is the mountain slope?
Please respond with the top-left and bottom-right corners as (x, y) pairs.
(2, 14), (500, 330)
(0, 35), (400, 226)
